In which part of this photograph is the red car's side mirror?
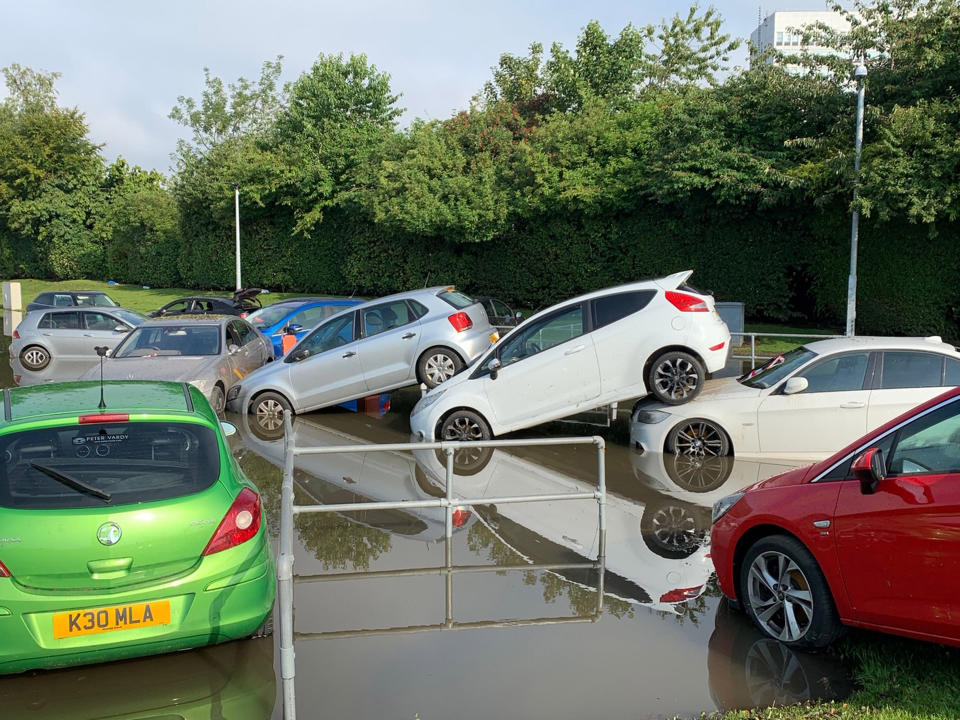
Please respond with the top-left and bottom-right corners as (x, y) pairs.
(852, 447), (886, 495)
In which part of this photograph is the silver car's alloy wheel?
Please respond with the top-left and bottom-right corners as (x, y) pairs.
(424, 352), (457, 386)
(21, 346), (50, 370)
(672, 420), (726, 457)
(442, 415), (486, 441)
(255, 398), (286, 431)
(653, 356), (700, 400)
(746, 550), (815, 643)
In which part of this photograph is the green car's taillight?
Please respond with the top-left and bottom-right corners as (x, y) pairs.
(202, 487), (262, 556)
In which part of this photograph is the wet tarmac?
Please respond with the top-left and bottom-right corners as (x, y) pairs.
(0, 317), (855, 719)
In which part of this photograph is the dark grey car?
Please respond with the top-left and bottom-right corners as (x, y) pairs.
(26, 290), (120, 312)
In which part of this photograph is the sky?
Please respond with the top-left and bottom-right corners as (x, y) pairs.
(1, 0), (833, 174)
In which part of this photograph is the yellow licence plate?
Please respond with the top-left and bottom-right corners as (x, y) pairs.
(53, 600), (171, 639)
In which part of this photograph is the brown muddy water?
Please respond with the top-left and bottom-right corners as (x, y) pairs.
(0, 316), (854, 719)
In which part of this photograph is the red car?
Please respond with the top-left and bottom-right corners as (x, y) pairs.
(711, 385), (960, 648)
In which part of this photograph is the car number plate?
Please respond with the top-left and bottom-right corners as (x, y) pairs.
(52, 600), (171, 639)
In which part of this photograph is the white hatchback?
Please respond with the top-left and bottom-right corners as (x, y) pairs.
(410, 271), (730, 441)
(630, 335), (960, 462)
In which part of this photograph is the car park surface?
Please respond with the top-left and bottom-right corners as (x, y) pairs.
(411, 271), (730, 442)
(81, 316), (272, 413)
(631, 335), (960, 461)
(0, 380), (274, 675)
(245, 296), (363, 357)
(26, 290), (120, 313)
(9, 307), (146, 372)
(226, 286), (497, 422)
(711, 385), (960, 648)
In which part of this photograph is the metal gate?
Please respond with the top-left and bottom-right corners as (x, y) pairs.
(276, 414), (608, 719)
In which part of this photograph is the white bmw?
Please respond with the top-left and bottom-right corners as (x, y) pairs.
(630, 335), (960, 462)
(410, 271), (730, 441)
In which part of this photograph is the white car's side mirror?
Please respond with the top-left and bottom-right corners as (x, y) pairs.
(783, 377), (809, 395)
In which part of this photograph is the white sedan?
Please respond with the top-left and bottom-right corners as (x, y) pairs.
(411, 271), (730, 441)
(630, 336), (960, 462)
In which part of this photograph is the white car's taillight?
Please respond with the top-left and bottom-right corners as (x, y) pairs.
(665, 290), (709, 312)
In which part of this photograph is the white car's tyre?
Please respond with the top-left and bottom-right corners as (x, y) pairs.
(439, 410), (491, 442)
(667, 418), (730, 457)
(648, 351), (705, 405)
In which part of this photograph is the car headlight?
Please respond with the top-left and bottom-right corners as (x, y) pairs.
(634, 409), (670, 424)
(226, 384), (241, 402)
(711, 492), (745, 524)
(412, 388), (446, 415)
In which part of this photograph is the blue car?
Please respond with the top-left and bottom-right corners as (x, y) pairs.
(246, 297), (362, 358)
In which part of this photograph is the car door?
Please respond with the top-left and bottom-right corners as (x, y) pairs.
(756, 351), (873, 457)
(867, 352), (960, 430)
(286, 312), (368, 409)
(81, 311), (130, 354)
(833, 397), (960, 639)
(226, 319), (263, 377)
(357, 300), (423, 391)
(589, 289), (657, 399)
(481, 303), (600, 429)
(44, 311), (86, 360)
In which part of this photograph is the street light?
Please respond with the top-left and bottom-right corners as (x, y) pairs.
(845, 63), (867, 337)
(233, 182), (242, 291)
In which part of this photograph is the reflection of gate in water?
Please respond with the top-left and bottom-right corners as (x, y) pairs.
(276, 414), (608, 720)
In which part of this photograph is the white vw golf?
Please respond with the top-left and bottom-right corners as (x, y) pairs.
(410, 271), (730, 441)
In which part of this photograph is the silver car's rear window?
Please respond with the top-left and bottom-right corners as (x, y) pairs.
(0, 422), (220, 510)
(437, 289), (475, 309)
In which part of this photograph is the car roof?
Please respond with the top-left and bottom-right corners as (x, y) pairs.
(802, 335), (960, 356)
(138, 315), (234, 327)
(271, 296), (358, 306)
(1, 381), (214, 426)
(167, 296), (233, 303)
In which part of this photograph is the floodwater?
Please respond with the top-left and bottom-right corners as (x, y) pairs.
(0, 316), (854, 719)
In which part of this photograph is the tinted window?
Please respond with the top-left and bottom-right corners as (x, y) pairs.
(48, 312), (80, 330)
(879, 351), (944, 389)
(35, 293), (52, 305)
(38, 313), (53, 329)
(496, 305), (584, 368)
(947, 358), (960, 386)
(290, 305), (337, 329)
(821, 432), (896, 481)
(160, 300), (190, 315)
(798, 352), (869, 393)
(53, 294), (74, 307)
(290, 314), (355, 361)
(114, 325), (221, 357)
(0, 422), (220, 509)
(82, 311), (119, 331)
(591, 290), (655, 329)
(229, 320), (253, 345)
(888, 399), (960, 476)
(408, 300), (429, 320)
(437, 290), (475, 310)
(362, 301), (413, 338)
(76, 293), (118, 307)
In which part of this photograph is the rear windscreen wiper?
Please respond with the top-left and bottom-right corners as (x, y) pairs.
(30, 463), (112, 503)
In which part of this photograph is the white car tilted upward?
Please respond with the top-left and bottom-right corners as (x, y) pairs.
(410, 271), (730, 441)
(630, 335), (960, 462)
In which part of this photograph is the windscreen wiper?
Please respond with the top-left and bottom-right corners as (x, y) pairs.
(30, 463), (112, 503)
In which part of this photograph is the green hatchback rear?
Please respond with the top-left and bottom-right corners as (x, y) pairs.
(0, 381), (275, 674)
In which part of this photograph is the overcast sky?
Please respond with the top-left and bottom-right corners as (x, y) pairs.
(1, 0), (832, 174)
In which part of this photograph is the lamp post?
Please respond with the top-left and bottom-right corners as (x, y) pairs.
(845, 63), (867, 337)
(233, 182), (242, 291)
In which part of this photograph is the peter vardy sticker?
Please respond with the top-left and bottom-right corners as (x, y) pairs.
(74, 434), (128, 445)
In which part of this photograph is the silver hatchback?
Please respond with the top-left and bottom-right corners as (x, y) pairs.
(225, 286), (497, 421)
(10, 307), (147, 372)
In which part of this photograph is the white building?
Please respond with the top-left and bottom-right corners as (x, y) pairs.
(750, 11), (851, 70)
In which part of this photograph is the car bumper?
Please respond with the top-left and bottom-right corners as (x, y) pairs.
(628, 412), (674, 454)
(0, 533), (274, 675)
(452, 328), (498, 363)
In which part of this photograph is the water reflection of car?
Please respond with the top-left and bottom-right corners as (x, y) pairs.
(226, 286), (498, 422)
(245, 296), (363, 357)
(413, 445), (713, 609)
(707, 600), (851, 712)
(411, 271), (731, 442)
(9, 307), (146, 371)
(711, 385), (960, 648)
(0, 637), (276, 719)
(80, 316), (272, 413)
(0, 381), (274, 675)
(232, 411), (474, 542)
(631, 336), (960, 462)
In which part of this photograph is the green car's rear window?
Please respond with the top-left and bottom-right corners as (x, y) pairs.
(0, 422), (220, 510)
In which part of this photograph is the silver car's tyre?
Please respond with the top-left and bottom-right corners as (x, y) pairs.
(667, 418), (730, 457)
(418, 347), (464, 389)
(250, 391), (293, 434)
(20, 345), (51, 371)
(440, 410), (491, 442)
(209, 384), (226, 415)
(739, 535), (843, 648)
(648, 351), (705, 405)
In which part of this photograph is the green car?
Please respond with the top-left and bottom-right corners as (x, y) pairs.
(0, 380), (275, 675)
